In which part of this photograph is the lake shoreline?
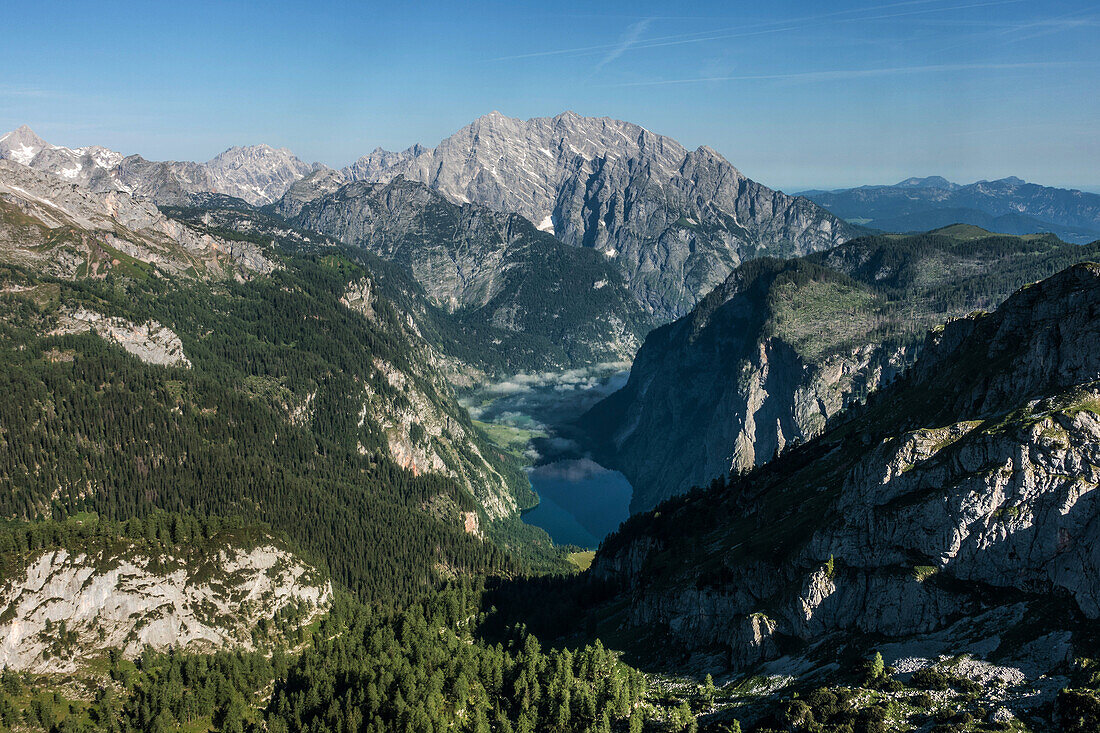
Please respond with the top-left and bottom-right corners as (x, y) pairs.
(460, 366), (635, 549)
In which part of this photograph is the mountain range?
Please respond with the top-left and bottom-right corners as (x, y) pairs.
(2, 114), (859, 321)
(339, 111), (857, 320)
(4, 111), (1100, 731)
(802, 175), (1100, 244)
(0, 124), (319, 206)
(17, 116), (1097, 334)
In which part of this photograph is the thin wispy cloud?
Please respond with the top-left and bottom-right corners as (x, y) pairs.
(941, 122), (1061, 138)
(927, 6), (1099, 54)
(995, 11), (1100, 43)
(903, 16), (1100, 29)
(609, 61), (1075, 88)
(594, 18), (653, 71)
(488, 0), (1019, 62)
(0, 88), (54, 98)
(827, 0), (1025, 26)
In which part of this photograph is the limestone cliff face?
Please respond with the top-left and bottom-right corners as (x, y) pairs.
(586, 233), (1100, 513)
(592, 264), (1100, 684)
(0, 542), (331, 673)
(552, 145), (852, 319)
(343, 112), (857, 321)
(287, 176), (648, 371)
(341, 277), (526, 520)
(275, 167), (349, 218)
(49, 308), (191, 367)
(585, 259), (913, 513)
(293, 178), (537, 311)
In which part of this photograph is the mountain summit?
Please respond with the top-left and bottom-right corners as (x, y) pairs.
(202, 144), (318, 204)
(894, 174), (957, 189)
(0, 124), (51, 165)
(341, 111), (857, 319)
(0, 125), (125, 189)
(345, 111), (688, 232)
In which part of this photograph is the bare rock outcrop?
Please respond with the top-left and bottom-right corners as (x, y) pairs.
(0, 159), (274, 279)
(50, 308), (191, 367)
(0, 543), (331, 673)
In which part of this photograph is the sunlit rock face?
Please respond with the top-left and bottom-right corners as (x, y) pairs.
(343, 111), (856, 320)
(0, 542), (332, 673)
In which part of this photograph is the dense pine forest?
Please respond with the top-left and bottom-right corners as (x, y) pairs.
(0, 251), (538, 607)
(0, 208), (701, 730)
(0, 208), (675, 731)
(0, 529), (658, 733)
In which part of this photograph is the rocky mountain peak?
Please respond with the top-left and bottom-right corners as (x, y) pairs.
(0, 124), (52, 165)
(208, 143), (300, 165)
(0, 157), (274, 278)
(203, 144), (317, 205)
(335, 111), (853, 319)
(5, 123), (40, 137)
(274, 166), (349, 218)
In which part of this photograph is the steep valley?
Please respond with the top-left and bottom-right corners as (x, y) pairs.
(4, 114), (1100, 733)
(0, 158), (545, 613)
(461, 366), (635, 548)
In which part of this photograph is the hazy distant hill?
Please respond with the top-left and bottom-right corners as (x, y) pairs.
(802, 175), (1100, 243)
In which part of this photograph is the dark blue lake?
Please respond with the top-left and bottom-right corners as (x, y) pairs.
(462, 366), (634, 549)
(522, 459), (633, 548)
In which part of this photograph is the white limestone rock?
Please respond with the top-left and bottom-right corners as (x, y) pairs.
(0, 543), (331, 673)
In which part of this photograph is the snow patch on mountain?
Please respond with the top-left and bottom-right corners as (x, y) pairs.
(0, 125), (321, 206)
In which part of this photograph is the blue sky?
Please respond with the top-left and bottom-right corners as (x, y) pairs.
(2, 0), (1097, 191)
